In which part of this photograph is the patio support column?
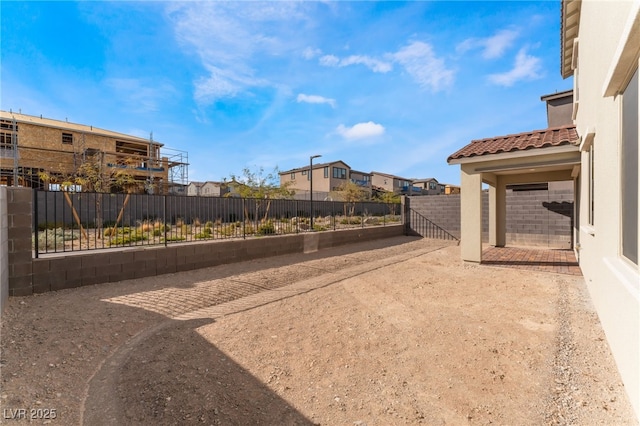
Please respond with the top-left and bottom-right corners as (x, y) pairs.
(460, 165), (483, 262)
(489, 175), (506, 247)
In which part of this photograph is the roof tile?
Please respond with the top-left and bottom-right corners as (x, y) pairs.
(447, 125), (579, 162)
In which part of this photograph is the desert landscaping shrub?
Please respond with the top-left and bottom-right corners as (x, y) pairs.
(340, 216), (362, 225)
(34, 228), (78, 250)
(108, 230), (147, 246)
(257, 221), (275, 235)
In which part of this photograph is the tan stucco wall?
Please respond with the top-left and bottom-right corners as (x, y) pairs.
(573, 1), (640, 418)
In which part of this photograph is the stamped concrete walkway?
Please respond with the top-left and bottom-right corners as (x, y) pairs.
(482, 246), (582, 276)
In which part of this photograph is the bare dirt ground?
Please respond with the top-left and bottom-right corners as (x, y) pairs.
(0, 236), (637, 425)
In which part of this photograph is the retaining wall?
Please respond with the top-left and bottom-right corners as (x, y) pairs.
(1, 187), (8, 313)
(7, 187), (404, 296)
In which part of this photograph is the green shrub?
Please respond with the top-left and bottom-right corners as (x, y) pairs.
(340, 217), (362, 225)
(108, 231), (147, 246)
(257, 221), (275, 235)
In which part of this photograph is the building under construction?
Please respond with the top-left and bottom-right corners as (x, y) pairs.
(0, 111), (188, 194)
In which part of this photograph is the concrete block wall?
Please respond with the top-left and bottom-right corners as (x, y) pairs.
(6, 187), (404, 295)
(30, 225), (403, 293)
(409, 187), (573, 249)
(505, 188), (573, 249)
(7, 188), (33, 296)
(1, 186), (8, 312)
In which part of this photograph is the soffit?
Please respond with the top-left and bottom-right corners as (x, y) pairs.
(561, 0), (581, 79)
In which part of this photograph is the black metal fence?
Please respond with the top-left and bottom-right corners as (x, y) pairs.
(33, 190), (402, 256)
(407, 208), (459, 242)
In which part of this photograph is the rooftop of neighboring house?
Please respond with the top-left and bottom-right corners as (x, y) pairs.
(413, 177), (439, 184)
(350, 169), (371, 176)
(280, 160), (350, 174)
(370, 171), (413, 181)
(0, 110), (163, 147)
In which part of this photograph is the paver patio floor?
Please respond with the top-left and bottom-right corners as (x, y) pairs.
(482, 245), (582, 276)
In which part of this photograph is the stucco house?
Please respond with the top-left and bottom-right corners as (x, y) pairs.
(370, 171), (414, 195)
(187, 181), (228, 197)
(279, 160), (372, 199)
(448, 0), (640, 418)
(413, 178), (445, 195)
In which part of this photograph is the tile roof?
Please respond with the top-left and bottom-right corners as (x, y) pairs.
(447, 125), (579, 163)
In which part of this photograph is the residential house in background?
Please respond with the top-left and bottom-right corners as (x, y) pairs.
(370, 171), (417, 195)
(0, 111), (188, 194)
(413, 178), (445, 195)
(279, 160), (372, 200)
(444, 184), (461, 195)
(187, 181), (228, 197)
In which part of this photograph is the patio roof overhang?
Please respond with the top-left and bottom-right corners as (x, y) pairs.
(450, 144), (581, 182)
(448, 125), (580, 263)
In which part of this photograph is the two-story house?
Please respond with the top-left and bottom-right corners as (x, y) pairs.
(187, 181), (228, 197)
(370, 171), (415, 195)
(280, 160), (372, 199)
(413, 178), (445, 195)
(0, 111), (186, 194)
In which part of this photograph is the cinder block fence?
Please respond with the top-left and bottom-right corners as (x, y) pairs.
(5, 187), (404, 296)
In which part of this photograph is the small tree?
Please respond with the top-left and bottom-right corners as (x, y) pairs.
(226, 166), (294, 223)
(376, 190), (401, 215)
(332, 181), (368, 216)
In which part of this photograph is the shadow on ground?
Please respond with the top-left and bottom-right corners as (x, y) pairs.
(84, 318), (316, 425)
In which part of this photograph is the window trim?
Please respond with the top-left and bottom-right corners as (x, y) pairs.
(62, 132), (73, 145)
(620, 65), (639, 266)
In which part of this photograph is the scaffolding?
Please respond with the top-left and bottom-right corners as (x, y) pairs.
(0, 119), (189, 194)
(162, 146), (189, 194)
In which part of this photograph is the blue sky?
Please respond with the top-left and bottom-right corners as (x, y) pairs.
(1, 1), (572, 185)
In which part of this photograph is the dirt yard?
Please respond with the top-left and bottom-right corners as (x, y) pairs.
(0, 236), (636, 425)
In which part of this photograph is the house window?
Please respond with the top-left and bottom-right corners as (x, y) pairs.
(290, 172), (295, 180)
(324, 166), (329, 178)
(62, 133), (73, 144)
(622, 67), (638, 265)
(588, 143), (595, 226)
(333, 167), (347, 179)
(0, 132), (16, 150)
(301, 170), (307, 175)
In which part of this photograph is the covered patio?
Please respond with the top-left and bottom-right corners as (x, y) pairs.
(482, 246), (581, 276)
(448, 125), (582, 265)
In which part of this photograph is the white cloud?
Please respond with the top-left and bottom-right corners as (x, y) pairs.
(319, 54), (340, 67)
(318, 40), (453, 91)
(457, 29), (519, 59)
(297, 93), (336, 108)
(488, 47), (543, 87)
(303, 47), (322, 59)
(319, 54), (392, 73)
(167, 2), (310, 104)
(392, 41), (454, 91)
(336, 121), (385, 140)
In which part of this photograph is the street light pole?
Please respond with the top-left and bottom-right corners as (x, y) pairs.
(309, 154), (321, 230)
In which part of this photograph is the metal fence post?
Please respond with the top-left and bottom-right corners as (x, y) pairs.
(33, 189), (39, 258)
(163, 194), (168, 247)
